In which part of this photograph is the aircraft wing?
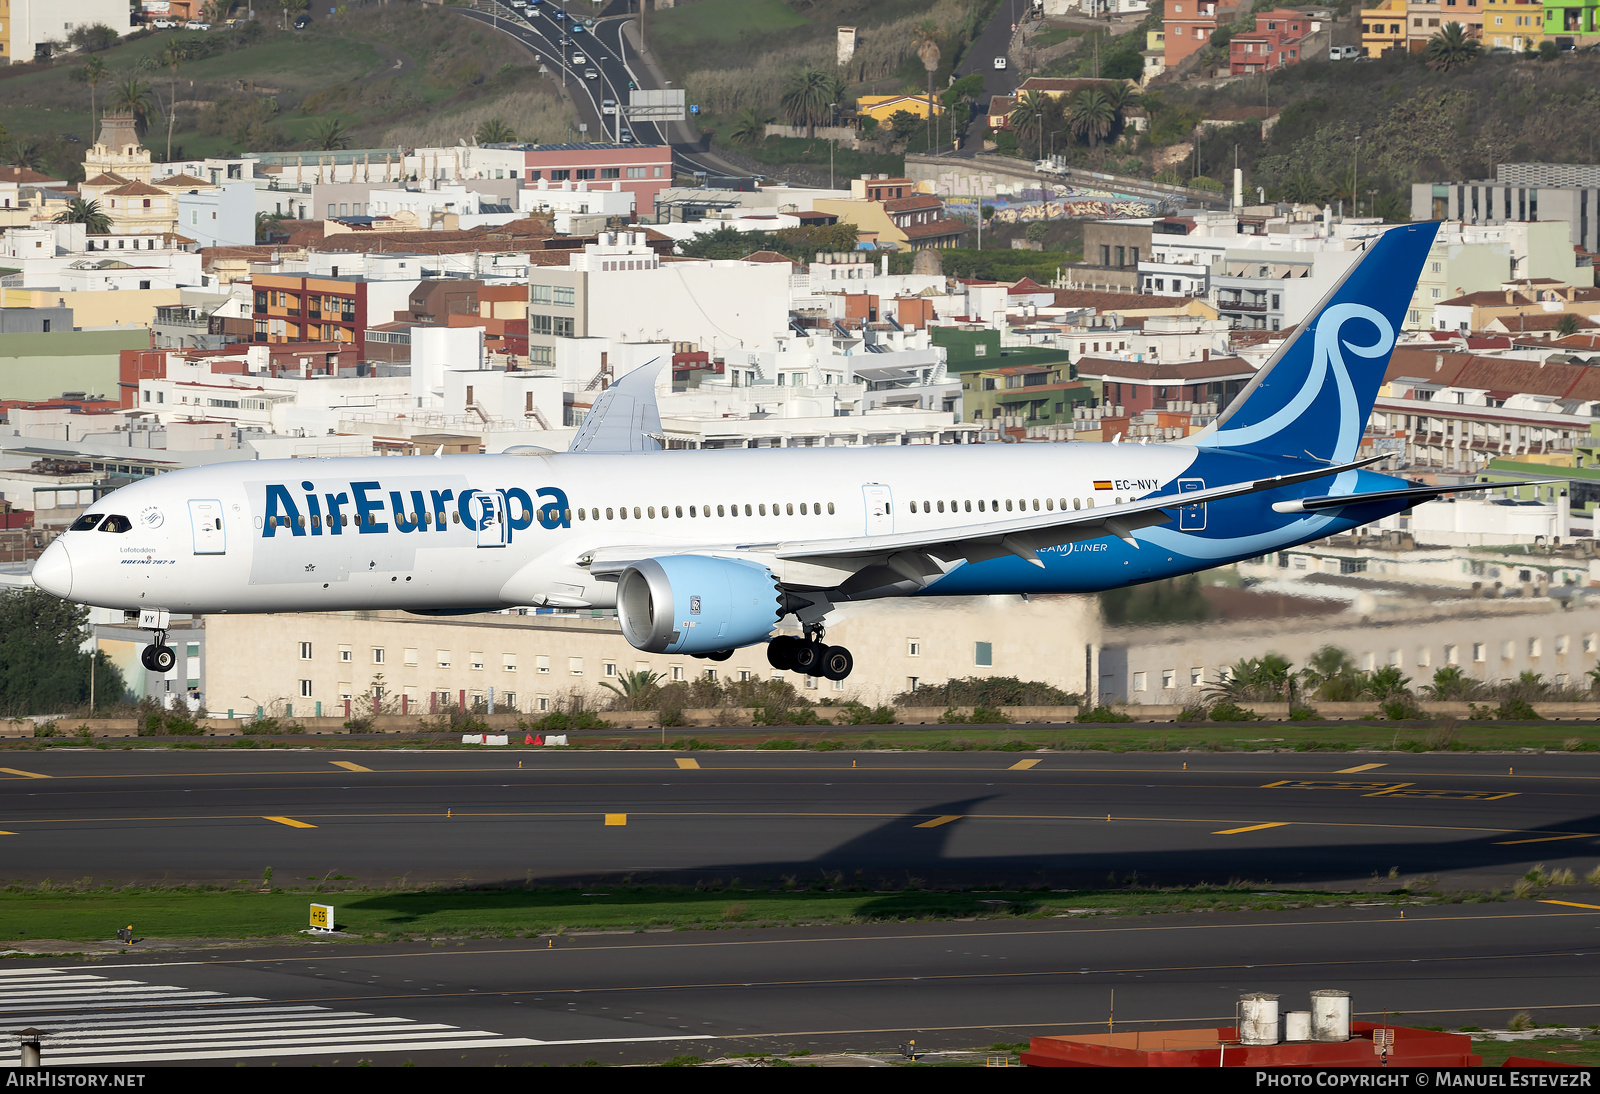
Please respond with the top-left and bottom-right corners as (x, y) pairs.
(1273, 478), (1561, 514)
(567, 357), (666, 453)
(768, 452), (1388, 569)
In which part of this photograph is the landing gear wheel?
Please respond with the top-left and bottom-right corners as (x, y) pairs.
(767, 636), (802, 671)
(792, 641), (825, 675)
(145, 645), (176, 673)
(818, 645), (853, 681)
(705, 649), (733, 662)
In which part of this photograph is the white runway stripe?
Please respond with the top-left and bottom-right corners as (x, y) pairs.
(0, 967), (535, 1063)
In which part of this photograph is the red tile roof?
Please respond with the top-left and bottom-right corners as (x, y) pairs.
(883, 195), (943, 213)
(106, 181), (168, 197)
(1074, 355), (1256, 382)
(1049, 288), (1191, 311)
(1386, 347), (1600, 401)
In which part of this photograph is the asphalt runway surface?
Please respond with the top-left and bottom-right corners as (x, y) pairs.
(5, 904), (1600, 1066)
(2, 748), (1599, 889)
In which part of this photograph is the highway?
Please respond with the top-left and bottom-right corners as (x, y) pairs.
(3, 750), (1598, 888)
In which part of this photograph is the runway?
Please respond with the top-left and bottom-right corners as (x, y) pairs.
(6, 903), (1600, 1066)
(2, 750), (1599, 889)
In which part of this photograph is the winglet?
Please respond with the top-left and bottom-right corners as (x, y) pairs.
(567, 357), (668, 453)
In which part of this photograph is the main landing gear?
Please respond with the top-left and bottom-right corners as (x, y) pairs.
(140, 631), (176, 674)
(767, 625), (854, 681)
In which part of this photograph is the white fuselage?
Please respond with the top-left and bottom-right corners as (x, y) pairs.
(37, 443), (1206, 615)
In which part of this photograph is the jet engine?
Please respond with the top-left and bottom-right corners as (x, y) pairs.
(616, 555), (782, 655)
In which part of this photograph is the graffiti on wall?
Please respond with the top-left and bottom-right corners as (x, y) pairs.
(932, 171), (1181, 223)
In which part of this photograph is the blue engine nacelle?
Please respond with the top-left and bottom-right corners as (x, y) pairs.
(616, 555), (782, 654)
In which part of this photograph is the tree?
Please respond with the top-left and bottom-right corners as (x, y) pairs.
(309, 118), (350, 151)
(162, 44), (184, 163)
(5, 139), (44, 171)
(1363, 664), (1412, 700)
(82, 56), (107, 129)
(54, 198), (112, 233)
(1422, 22), (1481, 72)
(887, 109), (922, 141)
(675, 224), (758, 260)
(780, 68), (832, 139)
(727, 106), (771, 147)
(1207, 653), (1295, 703)
(1007, 89), (1049, 160)
(255, 210), (290, 242)
(1067, 88), (1116, 154)
(475, 118), (516, 145)
(110, 73), (155, 140)
(1279, 172), (1327, 204)
(0, 588), (127, 715)
(1422, 665), (1479, 700)
(67, 23), (119, 52)
(1300, 645), (1362, 701)
(911, 20), (941, 152)
(1555, 313), (1581, 339)
(600, 668), (664, 711)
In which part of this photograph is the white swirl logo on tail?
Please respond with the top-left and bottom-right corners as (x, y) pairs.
(1206, 303), (1394, 462)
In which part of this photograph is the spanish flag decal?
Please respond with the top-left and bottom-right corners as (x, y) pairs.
(1093, 481), (1113, 490)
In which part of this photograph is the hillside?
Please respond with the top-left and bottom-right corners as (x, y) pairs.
(0, 4), (574, 181)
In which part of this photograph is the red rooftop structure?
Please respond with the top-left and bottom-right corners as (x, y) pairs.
(1023, 1022), (1481, 1067)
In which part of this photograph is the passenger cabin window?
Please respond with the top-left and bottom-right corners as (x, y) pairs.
(99, 515), (133, 533)
(70, 513), (105, 531)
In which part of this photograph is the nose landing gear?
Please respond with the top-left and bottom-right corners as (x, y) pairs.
(140, 632), (176, 673)
(767, 626), (853, 681)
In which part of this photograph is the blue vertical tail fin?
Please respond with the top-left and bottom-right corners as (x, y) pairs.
(1192, 221), (1438, 464)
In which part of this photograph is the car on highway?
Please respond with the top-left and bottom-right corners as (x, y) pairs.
(619, 129), (634, 143)
(585, 68), (598, 79)
(572, 22), (585, 33)
(552, 8), (565, 18)
(572, 52), (585, 65)
(994, 56), (1008, 69)
(185, 20), (210, 30)
(601, 98), (616, 115)
(150, 17), (177, 28)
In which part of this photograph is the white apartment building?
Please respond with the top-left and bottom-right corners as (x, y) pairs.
(517, 180), (636, 233)
(1408, 220), (1578, 330)
(5, 0), (125, 64)
(1, 225), (208, 291)
(363, 184), (521, 231)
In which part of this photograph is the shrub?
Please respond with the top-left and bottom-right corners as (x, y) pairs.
(529, 710), (605, 733)
(33, 721), (60, 738)
(839, 702), (895, 726)
(896, 676), (1077, 708)
(1498, 697), (1540, 721)
(970, 706), (1010, 725)
(1288, 705), (1319, 721)
(1209, 701), (1261, 722)
(938, 707), (967, 724)
(1076, 705), (1132, 723)
(1380, 697), (1422, 721)
(1179, 703), (1209, 721)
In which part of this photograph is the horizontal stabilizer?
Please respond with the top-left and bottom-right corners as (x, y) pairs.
(1272, 478), (1560, 514)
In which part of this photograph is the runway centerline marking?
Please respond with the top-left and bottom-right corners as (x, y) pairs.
(1494, 832), (1596, 845)
(674, 758), (700, 770)
(604, 813), (627, 826)
(1213, 822), (1289, 835)
(329, 761), (371, 773)
(1541, 900), (1600, 911)
(1009, 759), (1042, 771)
(262, 816), (317, 829)
(914, 815), (963, 828)
(0, 768), (50, 780)
(1336, 763), (1388, 774)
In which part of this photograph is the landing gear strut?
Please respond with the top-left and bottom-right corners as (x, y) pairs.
(767, 625), (853, 681)
(140, 630), (176, 673)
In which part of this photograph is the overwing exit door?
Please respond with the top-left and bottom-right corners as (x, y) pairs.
(1178, 478), (1206, 531)
(188, 499), (225, 554)
(863, 484), (893, 535)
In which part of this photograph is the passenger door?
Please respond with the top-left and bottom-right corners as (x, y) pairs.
(188, 499), (226, 554)
(862, 484), (894, 536)
(476, 491), (507, 548)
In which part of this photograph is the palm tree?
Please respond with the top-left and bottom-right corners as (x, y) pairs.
(1300, 645), (1362, 701)
(1099, 82), (1140, 143)
(108, 75), (155, 139)
(6, 139), (44, 171)
(727, 106), (771, 147)
(1421, 665), (1478, 700)
(309, 118), (350, 151)
(162, 44), (183, 163)
(1555, 313), (1582, 339)
(1423, 22), (1481, 71)
(1279, 172), (1327, 204)
(475, 118), (516, 145)
(600, 669), (664, 711)
(911, 20), (941, 151)
(1067, 88), (1116, 155)
(780, 68), (832, 139)
(254, 210), (289, 243)
(83, 56), (107, 131)
(1008, 89), (1048, 160)
(54, 198), (112, 234)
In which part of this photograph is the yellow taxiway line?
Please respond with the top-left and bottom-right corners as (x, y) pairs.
(674, 758), (701, 770)
(914, 815), (964, 828)
(329, 761), (371, 773)
(1213, 822), (1290, 835)
(262, 815), (317, 829)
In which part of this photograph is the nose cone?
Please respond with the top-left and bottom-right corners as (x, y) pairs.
(32, 539), (73, 599)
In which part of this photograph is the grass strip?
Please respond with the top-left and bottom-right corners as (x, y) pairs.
(0, 884), (1476, 945)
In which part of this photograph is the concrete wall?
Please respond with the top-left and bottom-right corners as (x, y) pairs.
(202, 594), (1103, 716)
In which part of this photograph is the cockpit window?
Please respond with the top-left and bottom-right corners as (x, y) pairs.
(99, 515), (133, 533)
(70, 513), (105, 532)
